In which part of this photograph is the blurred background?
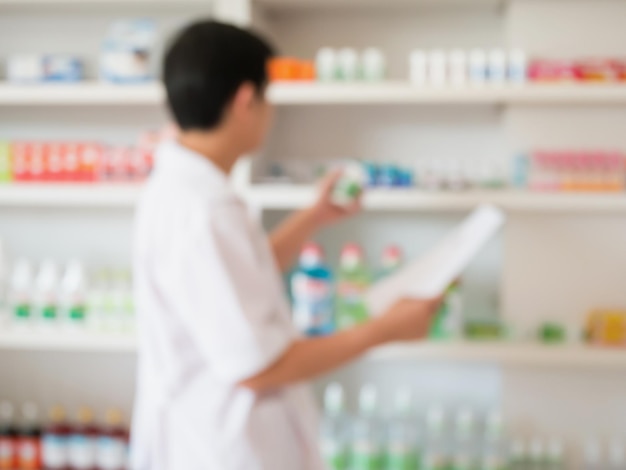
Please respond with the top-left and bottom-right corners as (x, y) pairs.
(1, 0), (626, 469)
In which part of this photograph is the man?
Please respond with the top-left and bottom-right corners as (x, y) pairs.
(132, 20), (440, 470)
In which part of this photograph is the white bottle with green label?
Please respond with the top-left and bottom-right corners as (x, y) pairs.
(385, 388), (418, 470)
(319, 383), (349, 470)
(332, 163), (366, 207)
(422, 406), (449, 470)
(508, 439), (526, 470)
(452, 408), (479, 470)
(34, 260), (59, 325)
(546, 438), (565, 470)
(10, 259), (33, 324)
(482, 411), (508, 470)
(60, 260), (87, 327)
(352, 385), (383, 470)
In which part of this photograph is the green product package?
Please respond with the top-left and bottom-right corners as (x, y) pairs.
(386, 451), (419, 470)
(0, 142), (11, 182)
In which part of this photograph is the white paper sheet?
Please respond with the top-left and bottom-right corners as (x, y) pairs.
(365, 204), (505, 316)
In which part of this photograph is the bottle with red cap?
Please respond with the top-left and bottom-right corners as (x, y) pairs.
(336, 244), (371, 330)
(290, 242), (334, 336)
(376, 245), (403, 281)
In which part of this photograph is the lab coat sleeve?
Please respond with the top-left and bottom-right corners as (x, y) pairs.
(175, 202), (297, 385)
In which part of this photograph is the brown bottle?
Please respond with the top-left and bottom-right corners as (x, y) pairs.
(68, 408), (98, 470)
(95, 410), (128, 470)
(41, 406), (71, 470)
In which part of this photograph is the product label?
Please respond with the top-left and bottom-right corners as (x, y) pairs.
(96, 437), (126, 470)
(68, 435), (97, 469)
(14, 304), (30, 319)
(68, 305), (87, 322)
(320, 439), (348, 470)
(386, 445), (417, 470)
(0, 437), (15, 469)
(42, 434), (68, 468)
(292, 274), (333, 332)
(41, 305), (57, 320)
(18, 437), (40, 470)
(352, 441), (381, 470)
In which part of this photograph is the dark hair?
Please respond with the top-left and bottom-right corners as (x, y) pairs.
(163, 20), (275, 131)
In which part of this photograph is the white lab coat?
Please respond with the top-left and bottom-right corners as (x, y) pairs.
(131, 141), (324, 470)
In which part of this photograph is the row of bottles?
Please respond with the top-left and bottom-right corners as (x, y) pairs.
(0, 256), (134, 333)
(291, 242), (392, 335)
(291, 242), (462, 337)
(320, 384), (625, 470)
(0, 402), (129, 470)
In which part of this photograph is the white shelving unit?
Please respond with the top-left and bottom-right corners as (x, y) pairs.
(3, 82), (626, 106)
(2, 0), (626, 453)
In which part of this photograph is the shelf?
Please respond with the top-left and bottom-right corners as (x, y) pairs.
(247, 185), (626, 212)
(368, 342), (626, 367)
(0, 83), (164, 106)
(0, 184), (142, 208)
(1, 331), (623, 368)
(0, 329), (136, 353)
(4, 82), (626, 106)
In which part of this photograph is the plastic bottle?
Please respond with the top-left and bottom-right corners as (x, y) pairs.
(17, 403), (42, 470)
(482, 410), (508, 470)
(291, 243), (334, 336)
(332, 163), (366, 207)
(361, 48), (386, 82)
(449, 50), (467, 87)
(60, 260), (88, 328)
(337, 48), (359, 81)
(319, 383), (349, 470)
(336, 244), (370, 330)
(351, 385), (383, 470)
(0, 402), (17, 470)
(488, 49), (507, 84)
(95, 409), (128, 470)
(508, 439), (526, 470)
(584, 438), (602, 470)
(508, 49), (527, 84)
(10, 259), (33, 323)
(386, 388), (418, 470)
(68, 407), (98, 470)
(452, 408), (478, 470)
(409, 50), (427, 86)
(428, 50), (447, 86)
(422, 406), (448, 470)
(609, 438), (625, 470)
(469, 49), (487, 85)
(34, 260), (60, 325)
(546, 438), (565, 470)
(42, 406), (70, 470)
(377, 245), (403, 281)
(316, 48), (337, 82)
(528, 438), (545, 470)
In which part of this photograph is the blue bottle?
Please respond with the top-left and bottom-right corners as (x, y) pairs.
(291, 243), (334, 336)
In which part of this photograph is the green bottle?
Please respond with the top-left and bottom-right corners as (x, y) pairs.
(336, 244), (370, 330)
(320, 383), (349, 470)
(352, 385), (383, 470)
(385, 388), (419, 470)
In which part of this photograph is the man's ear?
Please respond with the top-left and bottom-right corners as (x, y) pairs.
(231, 82), (257, 116)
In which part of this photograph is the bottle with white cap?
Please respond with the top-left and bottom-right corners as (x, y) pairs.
(9, 259), (33, 324)
(409, 50), (427, 86)
(34, 260), (60, 325)
(469, 49), (487, 85)
(482, 410), (508, 470)
(508, 438), (526, 470)
(385, 388), (418, 470)
(337, 48), (359, 81)
(422, 406), (448, 470)
(319, 383), (349, 470)
(449, 50), (467, 87)
(528, 438), (545, 470)
(361, 48), (386, 82)
(584, 438), (602, 470)
(60, 259), (88, 327)
(488, 49), (507, 84)
(351, 385), (383, 470)
(316, 48), (337, 82)
(427, 50), (447, 87)
(452, 408), (478, 470)
(546, 438), (565, 470)
(508, 49), (527, 84)
(609, 438), (625, 470)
